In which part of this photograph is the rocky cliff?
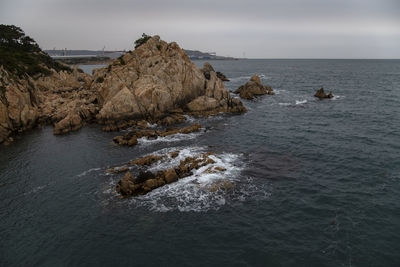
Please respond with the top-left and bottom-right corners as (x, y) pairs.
(91, 35), (245, 124)
(0, 66), (38, 143)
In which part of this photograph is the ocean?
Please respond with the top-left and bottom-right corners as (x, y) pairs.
(1, 59), (400, 266)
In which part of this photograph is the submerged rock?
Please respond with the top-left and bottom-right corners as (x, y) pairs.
(314, 88), (333, 99)
(113, 124), (203, 146)
(234, 74), (274, 100)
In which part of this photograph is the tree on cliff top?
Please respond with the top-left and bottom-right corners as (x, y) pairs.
(0, 24), (71, 78)
(134, 33), (151, 49)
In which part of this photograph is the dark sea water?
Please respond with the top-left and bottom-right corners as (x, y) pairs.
(1, 59), (400, 267)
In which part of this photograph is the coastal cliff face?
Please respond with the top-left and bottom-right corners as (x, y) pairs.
(91, 35), (245, 123)
(0, 66), (39, 143)
(0, 24), (99, 142)
(0, 65), (98, 142)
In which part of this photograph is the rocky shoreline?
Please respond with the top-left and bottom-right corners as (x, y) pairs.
(0, 32), (246, 144)
(1, 27), (334, 198)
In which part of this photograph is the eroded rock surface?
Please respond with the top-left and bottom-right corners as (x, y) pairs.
(0, 66), (39, 143)
(234, 74), (274, 100)
(92, 36), (246, 125)
(113, 124), (202, 146)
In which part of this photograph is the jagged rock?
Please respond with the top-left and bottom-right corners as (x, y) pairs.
(314, 88), (333, 99)
(170, 151), (180, 158)
(53, 112), (82, 134)
(106, 166), (129, 174)
(234, 74), (274, 100)
(113, 124), (202, 146)
(157, 113), (186, 126)
(164, 168), (178, 183)
(116, 172), (137, 196)
(135, 171), (155, 184)
(116, 151), (218, 197)
(205, 180), (234, 192)
(216, 71), (230, 81)
(129, 154), (164, 166)
(92, 36), (246, 124)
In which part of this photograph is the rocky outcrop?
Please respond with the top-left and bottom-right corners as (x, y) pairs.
(0, 66), (39, 143)
(33, 66), (99, 135)
(314, 88), (333, 99)
(113, 124), (202, 146)
(91, 36), (246, 125)
(234, 74), (274, 100)
(216, 71), (230, 81)
(116, 151), (218, 197)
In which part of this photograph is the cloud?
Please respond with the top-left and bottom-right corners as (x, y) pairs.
(1, 0), (399, 58)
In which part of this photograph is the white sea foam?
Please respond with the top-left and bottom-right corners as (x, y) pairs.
(23, 184), (50, 196)
(77, 167), (102, 177)
(331, 95), (344, 101)
(295, 99), (308, 105)
(100, 145), (268, 212)
(133, 148), (244, 212)
(279, 102), (291, 106)
(137, 130), (204, 146)
(183, 115), (196, 123)
(228, 75), (251, 82)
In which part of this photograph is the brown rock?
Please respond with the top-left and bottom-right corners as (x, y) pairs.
(234, 75), (274, 100)
(106, 166), (129, 174)
(116, 172), (137, 196)
(164, 168), (178, 183)
(91, 36), (246, 123)
(216, 71), (230, 81)
(170, 151), (180, 158)
(314, 88), (334, 99)
(129, 154), (163, 166)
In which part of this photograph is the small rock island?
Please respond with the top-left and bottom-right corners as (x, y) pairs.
(234, 74), (274, 100)
(314, 88), (334, 99)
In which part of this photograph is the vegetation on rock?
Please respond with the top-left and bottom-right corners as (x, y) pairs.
(0, 24), (70, 78)
(134, 33), (151, 49)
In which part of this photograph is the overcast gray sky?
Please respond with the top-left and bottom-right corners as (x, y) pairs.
(1, 0), (399, 58)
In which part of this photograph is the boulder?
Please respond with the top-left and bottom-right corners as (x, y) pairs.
(164, 168), (178, 183)
(116, 172), (137, 196)
(234, 74), (274, 100)
(314, 88), (333, 99)
(114, 124), (202, 146)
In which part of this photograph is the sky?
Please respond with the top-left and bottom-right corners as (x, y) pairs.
(1, 0), (399, 58)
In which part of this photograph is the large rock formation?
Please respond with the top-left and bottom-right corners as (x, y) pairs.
(234, 74), (274, 100)
(91, 36), (246, 124)
(314, 88), (333, 99)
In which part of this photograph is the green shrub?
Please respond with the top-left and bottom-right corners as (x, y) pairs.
(0, 24), (71, 79)
(96, 76), (104, 83)
(134, 33), (151, 49)
(118, 56), (126, 65)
